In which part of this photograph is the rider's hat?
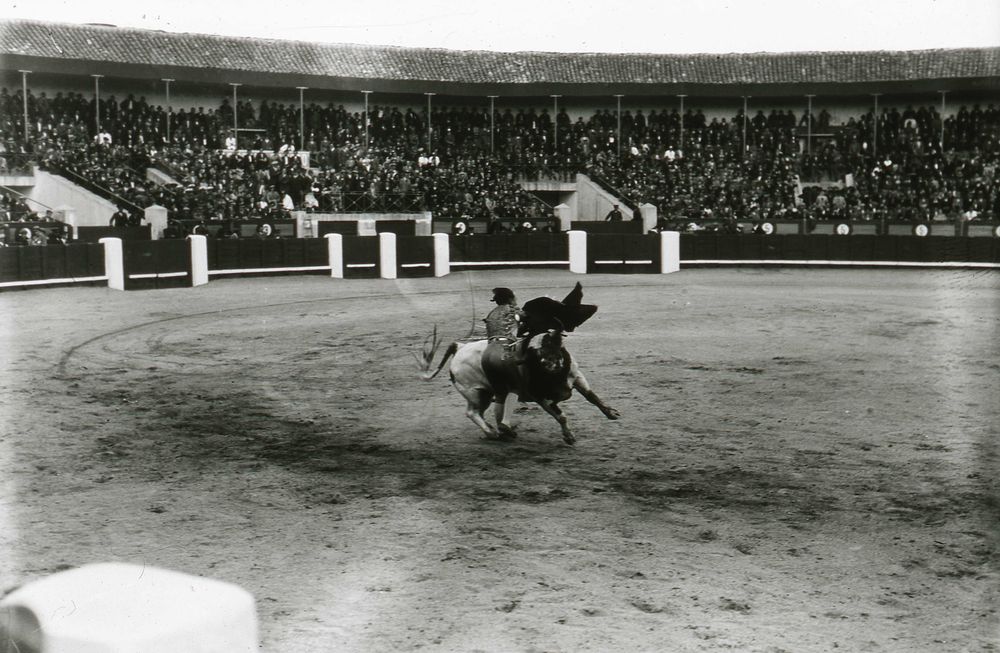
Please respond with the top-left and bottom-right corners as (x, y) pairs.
(491, 287), (515, 304)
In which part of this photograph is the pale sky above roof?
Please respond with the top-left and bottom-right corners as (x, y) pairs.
(3, 0), (999, 54)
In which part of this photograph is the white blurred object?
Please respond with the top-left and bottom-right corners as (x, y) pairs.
(0, 562), (258, 653)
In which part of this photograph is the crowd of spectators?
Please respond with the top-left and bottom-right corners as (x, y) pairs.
(1, 83), (999, 235)
(0, 189), (35, 222)
(0, 189), (68, 246)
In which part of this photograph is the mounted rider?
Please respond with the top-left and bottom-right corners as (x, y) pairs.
(481, 283), (599, 403)
(483, 287), (522, 342)
(481, 287), (531, 400)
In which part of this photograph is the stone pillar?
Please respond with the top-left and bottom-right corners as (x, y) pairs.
(187, 234), (209, 286)
(98, 237), (124, 290)
(144, 204), (169, 240)
(291, 210), (310, 238)
(568, 230), (587, 274)
(415, 211), (433, 236)
(325, 233), (344, 279)
(640, 203), (658, 233)
(55, 205), (77, 239)
(433, 233), (450, 277)
(660, 230), (680, 274)
(554, 203), (572, 231)
(379, 231), (397, 280)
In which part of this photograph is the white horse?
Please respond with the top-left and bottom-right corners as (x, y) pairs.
(419, 328), (619, 445)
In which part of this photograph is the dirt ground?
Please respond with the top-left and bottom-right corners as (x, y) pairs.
(1, 268), (998, 652)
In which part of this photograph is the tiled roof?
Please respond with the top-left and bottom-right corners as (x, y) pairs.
(1, 19), (998, 86)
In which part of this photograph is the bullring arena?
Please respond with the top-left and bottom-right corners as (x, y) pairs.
(1, 13), (999, 653)
(2, 269), (998, 651)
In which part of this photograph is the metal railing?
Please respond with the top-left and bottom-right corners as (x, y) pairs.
(512, 164), (579, 183)
(587, 171), (642, 213)
(312, 192), (425, 214)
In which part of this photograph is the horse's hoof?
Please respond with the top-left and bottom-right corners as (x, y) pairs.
(605, 408), (621, 420)
(562, 432), (576, 445)
(498, 423), (518, 441)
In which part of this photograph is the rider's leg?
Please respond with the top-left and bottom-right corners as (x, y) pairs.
(513, 339), (533, 401)
(495, 391), (519, 438)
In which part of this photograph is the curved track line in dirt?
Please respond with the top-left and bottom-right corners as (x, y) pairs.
(55, 279), (650, 378)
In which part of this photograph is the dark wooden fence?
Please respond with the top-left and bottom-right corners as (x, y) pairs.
(396, 236), (436, 278)
(680, 234), (1000, 265)
(341, 235), (380, 278)
(0, 243), (105, 287)
(449, 233), (569, 269)
(208, 238), (329, 275)
(123, 239), (188, 289)
(588, 233), (662, 273)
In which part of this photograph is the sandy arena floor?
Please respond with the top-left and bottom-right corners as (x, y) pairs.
(1, 268), (998, 652)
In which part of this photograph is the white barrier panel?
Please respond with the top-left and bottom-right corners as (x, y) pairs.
(379, 232), (397, 279)
(98, 237), (124, 291)
(187, 234), (209, 286)
(325, 233), (344, 279)
(0, 562), (258, 653)
(433, 233), (450, 277)
(568, 230), (587, 274)
(660, 230), (680, 273)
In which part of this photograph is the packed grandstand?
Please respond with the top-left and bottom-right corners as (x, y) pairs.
(1, 19), (998, 241)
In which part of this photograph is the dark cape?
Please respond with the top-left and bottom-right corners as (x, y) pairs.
(519, 282), (598, 336)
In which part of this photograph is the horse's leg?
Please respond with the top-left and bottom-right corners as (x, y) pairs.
(456, 382), (498, 437)
(468, 393), (500, 437)
(572, 371), (620, 420)
(536, 399), (575, 445)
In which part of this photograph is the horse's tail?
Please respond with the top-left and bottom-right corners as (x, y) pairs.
(420, 341), (459, 381)
(415, 326), (460, 380)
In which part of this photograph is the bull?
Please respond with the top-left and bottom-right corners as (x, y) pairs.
(418, 325), (620, 445)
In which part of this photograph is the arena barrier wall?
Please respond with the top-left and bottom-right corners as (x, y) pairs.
(83, 231), (676, 290)
(124, 238), (189, 290)
(9, 229), (998, 292)
(0, 241), (109, 289)
(342, 234), (381, 278)
(396, 234), (437, 278)
(680, 234), (1000, 268)
(587, 233), (663, 274)
(206, 236), (330, 279)
(718, 219), (998, 238)
(449, 233), (571, 270)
